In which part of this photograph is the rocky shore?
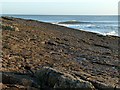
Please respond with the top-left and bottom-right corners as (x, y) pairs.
(1, 16), (120, 89)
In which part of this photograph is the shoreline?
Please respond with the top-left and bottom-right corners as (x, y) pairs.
(1, 16), (120, 89)
(3, 16), (119, 37)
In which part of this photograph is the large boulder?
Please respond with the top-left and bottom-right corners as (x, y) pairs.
(35, 67), (95, 89)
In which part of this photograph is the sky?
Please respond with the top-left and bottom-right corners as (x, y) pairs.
(0, 0), (119, 15)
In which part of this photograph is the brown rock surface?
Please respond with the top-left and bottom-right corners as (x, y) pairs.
(1, 16), (120, 89)
(35, 67), (95, 89)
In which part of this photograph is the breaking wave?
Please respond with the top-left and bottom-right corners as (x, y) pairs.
(58, 20), (90, 24)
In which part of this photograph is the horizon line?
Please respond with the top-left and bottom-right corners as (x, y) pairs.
(0, 14), (118, 16)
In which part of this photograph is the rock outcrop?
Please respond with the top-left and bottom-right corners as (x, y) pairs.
(1, 67), (95, 89)
(35, 67), (95, 89)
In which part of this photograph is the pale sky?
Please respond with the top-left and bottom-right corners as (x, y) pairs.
(0, 0), (119, 15)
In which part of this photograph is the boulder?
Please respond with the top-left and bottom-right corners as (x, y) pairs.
(35, 67), (95, 89)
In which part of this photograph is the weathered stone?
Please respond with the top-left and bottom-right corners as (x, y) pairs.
(35, 67), (95, 89)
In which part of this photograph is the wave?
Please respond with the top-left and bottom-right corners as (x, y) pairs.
(57, 20), (117, 25)
(105, 31), (118, 36)
(53, 21), (119, 37)
(86, 24), (99, 28)
(58, 20), (90, 24)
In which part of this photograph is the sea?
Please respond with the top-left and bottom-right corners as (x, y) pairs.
(6, 15), (119, 36)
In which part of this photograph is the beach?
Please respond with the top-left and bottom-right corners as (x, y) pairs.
(1, 16), (120, 89)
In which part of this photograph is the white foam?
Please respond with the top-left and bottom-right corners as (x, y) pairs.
(86, 24), (96, 28)
(52, 23), (119, 37)
(106, 31), (118, 36)
(70, 20), (77, 22)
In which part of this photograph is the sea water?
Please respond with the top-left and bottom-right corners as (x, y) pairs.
(7, 15), (118, 36)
